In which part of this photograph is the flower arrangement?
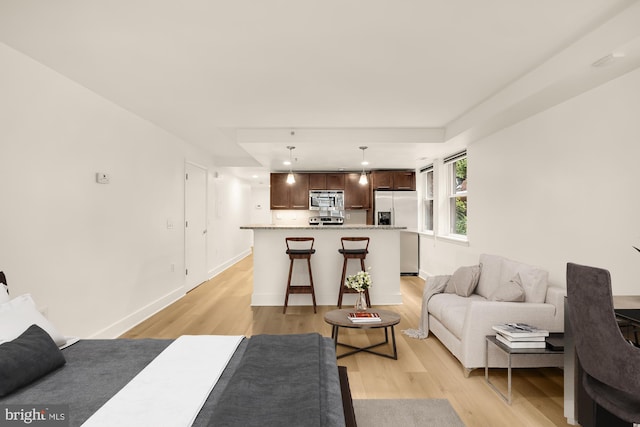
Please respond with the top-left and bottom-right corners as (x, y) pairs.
(345, 269), (372, 293)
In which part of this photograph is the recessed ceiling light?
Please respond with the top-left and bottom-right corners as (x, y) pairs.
(283, 160), (291, 166)
(252, 175), (258, 179)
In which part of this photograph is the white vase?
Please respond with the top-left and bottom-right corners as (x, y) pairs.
(355, 291), (367, 311)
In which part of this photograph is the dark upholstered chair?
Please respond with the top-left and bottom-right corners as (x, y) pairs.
(566, 263), (640, 425)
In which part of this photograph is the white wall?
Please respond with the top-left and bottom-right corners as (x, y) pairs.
(249, 187), (272, 225)
(208, 170), (253, 277)
(421, 66), (640, 294)
(0, 43), (253, 338)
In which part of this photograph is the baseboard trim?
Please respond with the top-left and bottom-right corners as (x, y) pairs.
(90, 250), (252, 339)
(88, 287), (185, 339)
(208, 249), (251, 280)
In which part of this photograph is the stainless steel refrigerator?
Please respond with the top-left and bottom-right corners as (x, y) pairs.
(374, 190), (419, 275)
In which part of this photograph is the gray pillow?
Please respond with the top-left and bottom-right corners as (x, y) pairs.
(0, 324), (66, 397)
(489, 273), (526, 302)
(451, 265), (481, 297)
(443, 278), (456, 294)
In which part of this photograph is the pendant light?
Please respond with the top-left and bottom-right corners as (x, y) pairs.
(359, 146), (368, 185)
(286, 146), (296, 184)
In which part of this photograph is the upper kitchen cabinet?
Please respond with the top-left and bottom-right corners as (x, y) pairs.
(344, 173), (370, 209)
(326, 173), (346, 190)
(270, 173), (309, 209)
(308, 173), (345, 190)
(393, 171), (416, 190)
(371, 170), (416, 191)
(371, 171), (393, 190)
(308, 173), (326, 190)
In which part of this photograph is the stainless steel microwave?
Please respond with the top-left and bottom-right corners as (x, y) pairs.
(309, 190), (344, 210)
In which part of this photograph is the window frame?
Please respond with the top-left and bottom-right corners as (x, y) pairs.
(445, 151), (468, 239)
(420, 165), (435, 233)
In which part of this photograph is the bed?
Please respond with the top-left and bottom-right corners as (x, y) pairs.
(0, 272), (356, 427)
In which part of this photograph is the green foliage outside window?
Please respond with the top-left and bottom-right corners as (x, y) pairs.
(454, 158), (467, 235)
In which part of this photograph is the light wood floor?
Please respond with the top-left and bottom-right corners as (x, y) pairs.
(122, 254), (569, 427)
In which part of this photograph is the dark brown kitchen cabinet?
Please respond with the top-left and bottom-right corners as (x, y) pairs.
(344, 173), (370, 209)
(326, 173), (345, 190)
(308, 173), (345, 190)
(371, 170), (415, 191)
(371, 171), (393, 190)
(270, 173), (309, 209)
(393, 171), (416, 190)
(289, 174), (309, 208)
(308, 173), (326, 190)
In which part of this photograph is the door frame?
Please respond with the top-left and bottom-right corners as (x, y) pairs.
(184, 161), (208, 292)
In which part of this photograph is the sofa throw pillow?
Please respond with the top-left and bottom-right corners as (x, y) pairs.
(0, 294), (67, 347)
(500, 258), (549, 304)
(489, 273), (526, 302)
(451, 265), (481, 297)
(0, 324), (66, 397)
(444, 277), (456, 294)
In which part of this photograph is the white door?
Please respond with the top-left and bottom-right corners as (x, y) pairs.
(185, 162), (208, 292)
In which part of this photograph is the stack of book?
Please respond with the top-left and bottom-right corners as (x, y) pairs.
(348, 312), (381, 323)
(492, 323), (549, 348)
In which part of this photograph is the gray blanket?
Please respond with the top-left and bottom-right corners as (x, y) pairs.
(208, 333), (345, 427)
(402, 275), (451, 339)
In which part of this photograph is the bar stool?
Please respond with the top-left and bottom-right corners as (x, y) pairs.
(284, 237), (317, 314)
(337, 237), (371, 308)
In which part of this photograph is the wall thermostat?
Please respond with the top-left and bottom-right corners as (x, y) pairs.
(96, 172), (110, 184)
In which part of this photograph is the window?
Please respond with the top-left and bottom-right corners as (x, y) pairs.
(445, 152), (467, 236)
(421, 165), (434, 232)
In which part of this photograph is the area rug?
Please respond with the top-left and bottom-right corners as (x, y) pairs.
(353, 399), (466, 427)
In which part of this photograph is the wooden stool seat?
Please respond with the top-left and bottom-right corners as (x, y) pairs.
(337, 237), (371, 308)
(284, 237), (317, 314)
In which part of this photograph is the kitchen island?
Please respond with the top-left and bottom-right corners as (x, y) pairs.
(240, 225), (405, 307)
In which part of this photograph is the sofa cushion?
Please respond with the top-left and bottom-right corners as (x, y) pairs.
(476, 254), (503, 299)
(451, 265), (481, 297)
(428, 293), (469, 321)
(500, 258), (548, 303)
(489, 273), (525, 302)
(429, 293), (486, 339)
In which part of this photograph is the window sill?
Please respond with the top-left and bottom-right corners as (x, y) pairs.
(436, 234), (470, 246)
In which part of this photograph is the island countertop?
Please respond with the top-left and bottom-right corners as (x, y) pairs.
(240, 224), (406, 230)
(241, 225), (403, 307)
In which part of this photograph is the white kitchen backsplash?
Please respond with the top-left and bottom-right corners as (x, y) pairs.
(271, 210), (312, 225)
(270, 209), (367, 225)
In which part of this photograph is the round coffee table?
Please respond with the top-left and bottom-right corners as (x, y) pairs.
(324, 308), (400, 359)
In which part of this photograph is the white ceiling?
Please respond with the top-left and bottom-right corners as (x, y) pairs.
(1, 0), (639, 186)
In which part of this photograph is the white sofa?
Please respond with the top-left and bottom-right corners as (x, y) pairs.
(427, 254), (565, 375)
